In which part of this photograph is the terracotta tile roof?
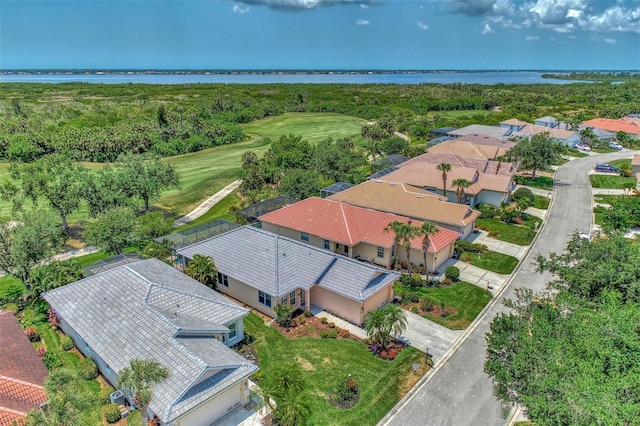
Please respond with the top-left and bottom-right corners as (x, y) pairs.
(583, 118), (640, 135)
(259, 197), (460, 253)
(512, 124), (576, 140)
(384, 162), (513, 195)
(633, 154), (640, 167)
(328, 180), (480, 227)
(404, 152), (514, 176)
(0, 312), (48, 425)
(0, 407), (26, 426)
(428, 140), (504, 160)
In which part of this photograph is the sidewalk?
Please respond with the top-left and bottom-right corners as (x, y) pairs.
(438, 258), (510, 294)
(309, 306), (368, 339)
(466, 230), (529, 260)
(591, 188), (627, 195)
(173, 179), (242, 227)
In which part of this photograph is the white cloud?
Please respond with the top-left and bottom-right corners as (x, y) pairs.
(482, 23), (494, 34)
(525, 35), (539, 41)
(356, 19), (371, 25)
(604, 37), (617, 44)
(233, 3), (250, 13)
(417, 21), (429, 30)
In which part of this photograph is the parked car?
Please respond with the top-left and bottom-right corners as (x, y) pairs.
(575, 143), (591, 152)
(609, 142), (623, 151)
(594, 163), (620, 173)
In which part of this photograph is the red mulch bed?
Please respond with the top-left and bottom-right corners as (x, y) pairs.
(403, 302), (457, 318)
(271, 314), (362, 341)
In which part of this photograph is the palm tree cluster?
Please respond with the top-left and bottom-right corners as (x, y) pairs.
(259, 363), (312, 426)
(184, 254), (217, 289)
(116, 359), (169, 425)
(384, 220), (440, 281)
(363, 304), (408, 350)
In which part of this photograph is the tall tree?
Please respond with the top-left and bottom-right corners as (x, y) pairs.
(504, 133), (566, 179)
(117, 359), (169, 426)
(82, 207), (136, 254)
(0, 209), (65, 286)
(436, 162), (452, 197)
(9, 154), (88, 230)
(384, 220), (419, 281)
(452, 178), (472, 204)
(184, 254), (217, 289)
(84, 165), (132, 218)
(118, 154), (180, 211)
(279, 169), (320, 200)
(259, 363), (311, 426)
(418, 221), (439, 277)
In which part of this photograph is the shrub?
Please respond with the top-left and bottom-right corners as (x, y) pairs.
(338, 329), (350, 338)
(445, 266), (460, 281)
(513, 187), (535, 201)
(411, 306), (419, 314)
(79, 358), (98, 380)
(126, 410), (142, 426)
(25, 326), (40, 342)
(298, 316), (306, 325)
(36, 346), (46, 358)
(403, 289), (421, 304)
(2, 303), (19, 313)
(99, 385), (115, 405)
(420, 298), (434, 312)
(460, 252), (472, 262)
(47, 309), (60, 328)
(103, 403), (122, 424)
(328, 322), (336, 328)
(274, 303), (294, 327)
(443, 277), (453, 285)
(304, 310), (312, 317)
(60, 335), (74, 351)
(400, 273), (423, 286)
(477, 204), (499, 219)
(319, 330), (338, 339)
(304, 325), (316, 334)
(454, 240), (488, 254)
(42, 351), (61, 370)
(320, 317), (328, 324)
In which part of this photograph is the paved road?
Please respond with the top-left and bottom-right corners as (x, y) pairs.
(173, 179), (242, 226)
(380, 150), (635, 426)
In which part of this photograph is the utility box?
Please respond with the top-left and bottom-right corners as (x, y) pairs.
(110, 390), (125, 405)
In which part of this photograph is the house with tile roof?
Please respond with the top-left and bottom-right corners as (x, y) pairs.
(0, 311), (48, 426)
(176, 226), (400, 326)
(426, 139), (512, 160)
(404, 151), (514, 175)
(383, 162), (514, 207)
(259, 197), (460, 273)
(534, 116), (560, 129)
(582, 118), (640, 139)
(328, 180), (480, 239)
(510, 123), (580, 147)
(43, 258), (257, 426)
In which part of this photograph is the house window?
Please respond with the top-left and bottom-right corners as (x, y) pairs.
(281, 297), (288, 305)
(323, 239), (330, 250)
(105, 364), (111, 374)
(228, 322), (237, 340)
(290, 291), (296, 306)
(377, 246), (385, 258)
(217, 272), (229, 287)
(259, 291), (272, 308)
(391, 245), (395, 257)
(301, 232), (309, 242)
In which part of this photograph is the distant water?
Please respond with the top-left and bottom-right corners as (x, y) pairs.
(0, 71), (585, 85)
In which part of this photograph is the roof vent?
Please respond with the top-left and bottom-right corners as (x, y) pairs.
(389, 182), (397, 186)
(416, 195), (424, 199)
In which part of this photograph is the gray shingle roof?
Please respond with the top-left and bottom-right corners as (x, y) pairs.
(42, 258), (256, 424)
(177, 226), (399, 302)
(449, 125), (512, 139)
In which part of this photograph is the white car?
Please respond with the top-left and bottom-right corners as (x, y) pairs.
(575, 143), (591, 152)
(609, 142), (623, 151)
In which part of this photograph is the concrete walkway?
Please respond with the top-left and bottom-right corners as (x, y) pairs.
(524, 206), (547, 220)
(51, 246), (99, 262)
(467, 231), (529, 260)
(310, 306), (368, 339)
(591, 188), (627, 195)
(439, 258), (510, 294)
(173, 179), (242, 227)
(396, 310), (463, 360)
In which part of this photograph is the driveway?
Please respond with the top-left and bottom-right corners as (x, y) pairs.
(379, 150), (637, 426)
(396, 310), (463, 360)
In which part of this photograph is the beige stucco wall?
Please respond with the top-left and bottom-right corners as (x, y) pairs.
(260, 222), (350, 256)
(362, 285), (395, 320)
(476, 190), (508, 207)
(310, 284), (393, 325)
(352, 242), (391, 267)
(217, 276), (277, 318)
(174, 381), (247, 426)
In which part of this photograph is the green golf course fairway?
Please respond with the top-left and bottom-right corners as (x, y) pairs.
(0, 112), (367, 220)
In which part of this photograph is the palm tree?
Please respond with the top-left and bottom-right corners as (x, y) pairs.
(258, 363), (310, 426)
(384, 220), (419, 283)
(384, 220), (405, 270)
(436, 162), (452, 197)
(364, 304), (408, 349)
(452, 178), (472, 204)
(418, 221), (439, 277)
(26, 369), (92, 426)
(579, 127), (596, 145)
(184, 254), (217, 289)
(514, 197), (534, 215)
(117, 359), (169, 425)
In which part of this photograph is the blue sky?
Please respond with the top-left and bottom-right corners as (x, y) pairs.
(1, 0), (639, 70)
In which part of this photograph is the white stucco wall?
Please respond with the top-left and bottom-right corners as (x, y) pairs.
(476, 190), (508, 207)
(174, 381), (247, 426)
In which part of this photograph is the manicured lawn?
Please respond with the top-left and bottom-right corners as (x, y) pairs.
(610, 158), (632, 170)
(593, 194), (622, 204)
(436, 110), (493, 118)
(174, 191), (241, 232)
(533, 195), (550, 210)
(566, 149), (588, 158)
(476, 218), (536, 246)
(513, 176), (554, 190)
(593, 148), (617, 153)
(244, 312), (425, 426)
(466, 251), (519, 274)
(0, 275), (26, 302)
(394, 282), (492, 330)
(589, 174), (637, 189)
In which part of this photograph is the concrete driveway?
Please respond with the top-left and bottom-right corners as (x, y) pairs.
(396, 310), (463, 361)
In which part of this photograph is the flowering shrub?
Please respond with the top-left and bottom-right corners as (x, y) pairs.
(25, 326), (40, 342)
(36, 346), (46, 358)
(47, 309), (60, 328)
(367, 341), (403, 360)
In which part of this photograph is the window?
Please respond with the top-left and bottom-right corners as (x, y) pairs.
(391, 245), (395, 257)
(290, 291), (296, 306)
(377, 246), (385, 258)
(259, 291), (272, 308)
(228, 322), (237, 340)
(281, 297), (288, 305)
(301, 232), (309, 242)
(217, 272), (229, 287)
(323, 239), (330, 250)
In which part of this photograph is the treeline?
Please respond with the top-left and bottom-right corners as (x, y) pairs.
(1, 81), (639, 162)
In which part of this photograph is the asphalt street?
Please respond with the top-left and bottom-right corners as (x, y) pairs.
(380, 150), (635, 426)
